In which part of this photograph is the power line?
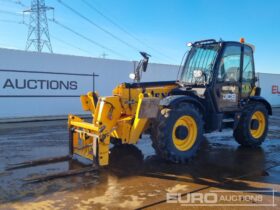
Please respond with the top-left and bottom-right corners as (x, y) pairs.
(0, 0), (27, 7)
(14, 0), (27, 7)
(50, 19), (128, 59)
(81, 0), (176, 62)
(0, 2), (128, 59)
(0, 0), (11, 3)
(0, 10), (123, 59)
(0, 9), (22, 16)
(0, 18), (23, 24)
(10, 0), (26, 7)
(56, 0), (141, 52)
(51, 34), (93, 56)
(0, 17), (94, 56)
(0, 0), (177, 63)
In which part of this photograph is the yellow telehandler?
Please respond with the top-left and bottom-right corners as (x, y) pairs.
(68, 39), (272, 166)
(7, 39), (272, 180)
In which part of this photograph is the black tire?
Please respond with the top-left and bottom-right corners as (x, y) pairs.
(233, 103), (268, 147)
(109, 144), (144, 174)
(151, 103), (204, 163)
(110, 137), (122, 146)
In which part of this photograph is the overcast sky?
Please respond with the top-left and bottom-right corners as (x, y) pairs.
(0, 0), (279, 73)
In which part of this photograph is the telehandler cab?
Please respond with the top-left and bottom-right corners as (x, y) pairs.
(7, 39), (272, 180)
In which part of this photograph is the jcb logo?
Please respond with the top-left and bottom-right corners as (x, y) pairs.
(223, 93), (236, 102)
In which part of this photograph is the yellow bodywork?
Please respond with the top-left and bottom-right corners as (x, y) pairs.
(68, 83), (177, 166)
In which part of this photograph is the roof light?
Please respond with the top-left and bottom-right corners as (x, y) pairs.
(187, 42), (193, 47)
(240, 38), (245, 43)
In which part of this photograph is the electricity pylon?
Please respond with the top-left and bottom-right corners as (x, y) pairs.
(24, 0), (54, 53)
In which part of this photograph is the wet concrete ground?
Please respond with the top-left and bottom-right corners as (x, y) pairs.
(0, 109), (279, 209)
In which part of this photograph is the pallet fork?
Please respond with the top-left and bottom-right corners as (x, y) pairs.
(4, 128), (100, 183)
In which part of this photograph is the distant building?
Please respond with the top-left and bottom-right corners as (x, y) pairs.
(0, 48), (178, 120)
(0, 48), (278, 121)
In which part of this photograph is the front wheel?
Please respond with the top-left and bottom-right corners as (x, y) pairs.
(151, 103), (204, 163)
(233, 103), (269, 147)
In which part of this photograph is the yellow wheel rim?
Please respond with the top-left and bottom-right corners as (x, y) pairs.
(250, 111), (266, 139)
(172, 116), (198, 151)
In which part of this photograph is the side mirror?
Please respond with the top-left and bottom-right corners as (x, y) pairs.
(142, 59), (148, 72)
(129, 73), (136, 80)
(131, 52), (151, 83)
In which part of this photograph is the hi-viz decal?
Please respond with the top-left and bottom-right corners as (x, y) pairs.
(2, 79), (78, 90)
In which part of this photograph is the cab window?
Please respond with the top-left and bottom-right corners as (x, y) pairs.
(242, 46), (254, 97)
(218, 45), (241, 82)
(242, 46), (254, 82)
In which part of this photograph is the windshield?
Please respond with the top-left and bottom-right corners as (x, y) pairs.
(180, 44), (220, 85)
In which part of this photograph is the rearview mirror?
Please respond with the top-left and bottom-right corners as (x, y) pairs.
(142, 59), (148, 72)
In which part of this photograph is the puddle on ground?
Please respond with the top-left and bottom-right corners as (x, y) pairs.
(0, 118), (279, 209)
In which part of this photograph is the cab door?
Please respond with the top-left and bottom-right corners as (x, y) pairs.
(241, 45), (255, 98)
(214, 44), (242, 112)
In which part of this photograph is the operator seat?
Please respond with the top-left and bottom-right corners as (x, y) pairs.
(225, 67), (240, 82)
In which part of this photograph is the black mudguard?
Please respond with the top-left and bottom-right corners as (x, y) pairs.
(249, 96), (272, 115)
(160, 95), (205, 116)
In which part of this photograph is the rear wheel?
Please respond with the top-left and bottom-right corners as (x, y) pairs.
(151, 103), (204, 163)
(233, 103), (268, 147)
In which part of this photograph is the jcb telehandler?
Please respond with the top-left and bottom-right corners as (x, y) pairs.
(7, 39), (272, 180)
(66, 38), (272, 166)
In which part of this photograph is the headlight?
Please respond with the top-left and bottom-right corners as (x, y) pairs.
(193, 70), (203, 78)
